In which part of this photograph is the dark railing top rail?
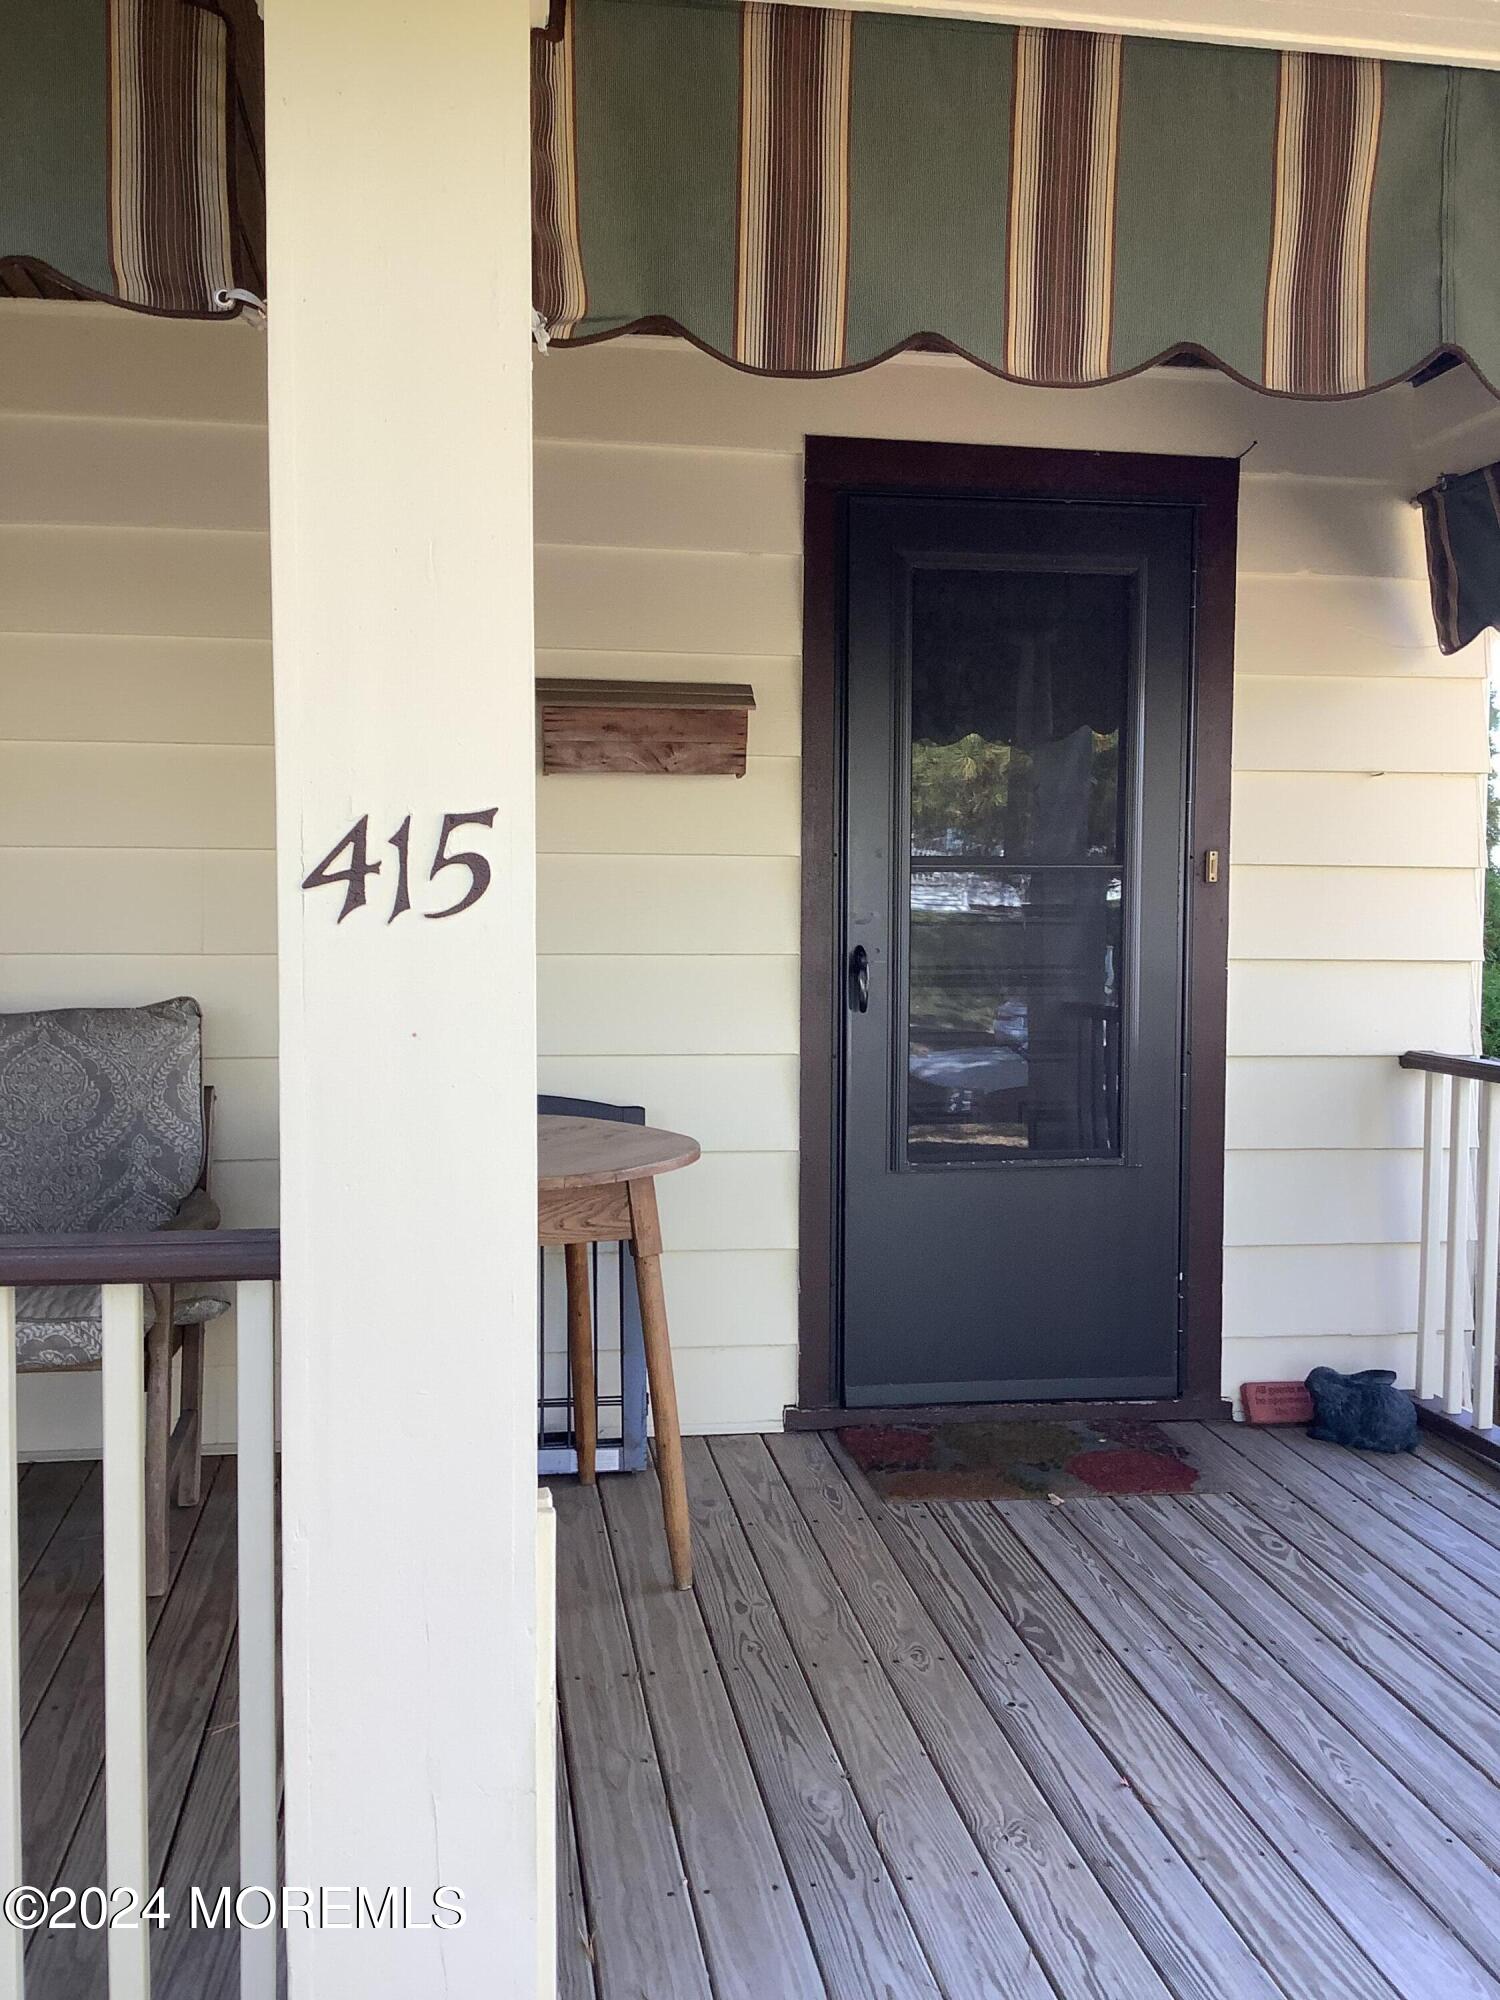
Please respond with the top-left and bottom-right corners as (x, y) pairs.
(1400, 1050), (1500, 1085)
(0, 1229), (280, 1287)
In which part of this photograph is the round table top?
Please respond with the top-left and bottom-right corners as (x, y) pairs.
(538, 1114), (701, 1191)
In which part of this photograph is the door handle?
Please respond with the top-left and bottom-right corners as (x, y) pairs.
(848, 944), (870, 1014)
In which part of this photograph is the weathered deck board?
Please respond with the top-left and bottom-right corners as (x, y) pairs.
(17, 1422), (1500, 2000)
(1168, 1421), (1500, 1713)
(552, 1477), (713, 2000)
(152, 1635), (243, 2000)
(22, 1456), (213, 1906)
(679, 1438), (942, 2000)
(768, 1440), (1168, 2000)
(1419, 1438), (1500, 1505)
(599, 1459), (824, 2000)
(1274, 1429), (1500, 1592)
(1126, 1493), (1500, 1864)
(1049, 1500), (1500, 1989)
(1378, 1448), (1500, 1554)
(1211, 1423), (1500, 1647)
(840, 1467), (1281, 2000)
(556, 1724), (599, 2000)
(19, 1464), (103, 1727)
(30, 1462), (242, 1999)
(1180, 1489), (1500, 1766)
(766, 1434), (1176, 2000)
(562, 1424), (1500, 1997)
(16, 1462), (90, 1585)
(914, 1489), (1397, 2000)
(709, 1436), (1049, 2000)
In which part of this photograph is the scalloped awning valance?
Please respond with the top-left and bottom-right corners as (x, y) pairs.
(532, 0), (1500, 398)
(8, 0), (1500, 405)
(0, 0), (262, 316)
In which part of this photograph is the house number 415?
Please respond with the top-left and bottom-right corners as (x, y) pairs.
(302, 810), (499, 923)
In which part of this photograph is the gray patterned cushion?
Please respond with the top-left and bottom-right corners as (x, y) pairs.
(0, 999), (227, 1368)
(0, 997), (206, 1232)
(16, 1289), (228, 1371)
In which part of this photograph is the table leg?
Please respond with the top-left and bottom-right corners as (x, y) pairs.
(627, 1178), (692, 1590)
(564, 1241), (597, 1485)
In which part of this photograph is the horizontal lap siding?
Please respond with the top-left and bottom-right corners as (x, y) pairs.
(1226, 459), (1484, 1401)
(0, 304), (272, 1454)
(1227, 482), (1485, 1411)
(535, 342), (1484, 1427)
(3, 311), (1482, 1442)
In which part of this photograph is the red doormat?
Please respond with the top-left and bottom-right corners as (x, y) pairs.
(838, 1419), (1211, 1500)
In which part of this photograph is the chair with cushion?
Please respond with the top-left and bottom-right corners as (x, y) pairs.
(0, 997), (228, 1595)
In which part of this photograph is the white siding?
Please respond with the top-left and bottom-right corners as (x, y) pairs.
(2, 310), (1486, 1438)
(533, 340), (1486, 1423)
(0, 304), (273, 1452)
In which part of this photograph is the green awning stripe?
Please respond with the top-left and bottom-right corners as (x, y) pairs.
(845, 15), (1011, 373)
(535, 0), (1500, 398)
(0, 0), (112, 298)
(0, 0), (261, 318)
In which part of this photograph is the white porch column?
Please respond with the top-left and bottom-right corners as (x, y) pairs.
(263, 3), (541, 1995)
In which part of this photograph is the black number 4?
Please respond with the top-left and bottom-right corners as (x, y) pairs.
(301, 815), (380, 923)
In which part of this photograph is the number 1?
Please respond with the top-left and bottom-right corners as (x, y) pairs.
(388, 816), (413, 921)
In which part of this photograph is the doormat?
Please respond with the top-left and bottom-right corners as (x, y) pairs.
(838, 1419), (1213, 1501)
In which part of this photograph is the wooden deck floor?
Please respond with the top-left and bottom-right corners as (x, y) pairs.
(554, 1423), (1500, 2000)
(16, 1452), (248, 2000)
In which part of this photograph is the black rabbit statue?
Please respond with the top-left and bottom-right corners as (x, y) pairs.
(1305, 1366), (1419, 1454)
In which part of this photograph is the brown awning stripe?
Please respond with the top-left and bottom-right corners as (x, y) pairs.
(734, 2), (852, 373)
(532, 0), (588, 340)
(1265, 53), (1384, 394)
(1005, 27), (1122, 386)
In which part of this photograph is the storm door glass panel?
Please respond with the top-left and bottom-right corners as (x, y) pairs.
(906, 567), (1130, 1165)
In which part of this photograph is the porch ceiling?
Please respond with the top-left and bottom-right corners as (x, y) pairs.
(757, 0), (1500, 72)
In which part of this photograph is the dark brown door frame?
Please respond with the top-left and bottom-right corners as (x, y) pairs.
(790, 436), (1237, 1429)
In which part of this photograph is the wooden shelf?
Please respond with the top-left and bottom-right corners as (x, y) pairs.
(536, 678), (756, 776)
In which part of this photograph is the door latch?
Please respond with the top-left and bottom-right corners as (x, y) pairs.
(1203, 849), (1221, 885)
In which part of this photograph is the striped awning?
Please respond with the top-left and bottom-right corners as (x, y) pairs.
(0, 0), (263, 316)
(532, 0), (1500, 397)
(1419, 463), (1500, 654)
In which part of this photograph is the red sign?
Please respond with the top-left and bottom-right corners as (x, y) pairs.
(1240, 1380), (1315, 1426)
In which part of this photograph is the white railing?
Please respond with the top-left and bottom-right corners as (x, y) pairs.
(535, 1487), (556, 2000)
(1404, 1051), (1500, 1440)
(0, 1230), (280, 2000)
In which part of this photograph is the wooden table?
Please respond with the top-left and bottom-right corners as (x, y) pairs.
(538, 1113), (701, 1589)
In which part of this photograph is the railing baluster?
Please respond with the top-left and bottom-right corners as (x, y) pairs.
(535, 1488), (557, 2000)
(1476, 1085), (1500, 1434)
(102, 1282), (151, 2000)
(237, 1281), (278, 2000)
(1416, 1069), (1448, 1402)
(1444, 1078), (1477, 1415)
(0, 1289), (23, 2000)
(0, 1232), (281, 2000)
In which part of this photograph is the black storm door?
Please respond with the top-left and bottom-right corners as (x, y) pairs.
(840, 494), (1195, 1406)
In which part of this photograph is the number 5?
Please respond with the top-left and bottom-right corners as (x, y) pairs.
(427, 809), (498, 919)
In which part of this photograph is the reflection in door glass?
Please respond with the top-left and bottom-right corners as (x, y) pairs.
(906, 568), (1130, 1164)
